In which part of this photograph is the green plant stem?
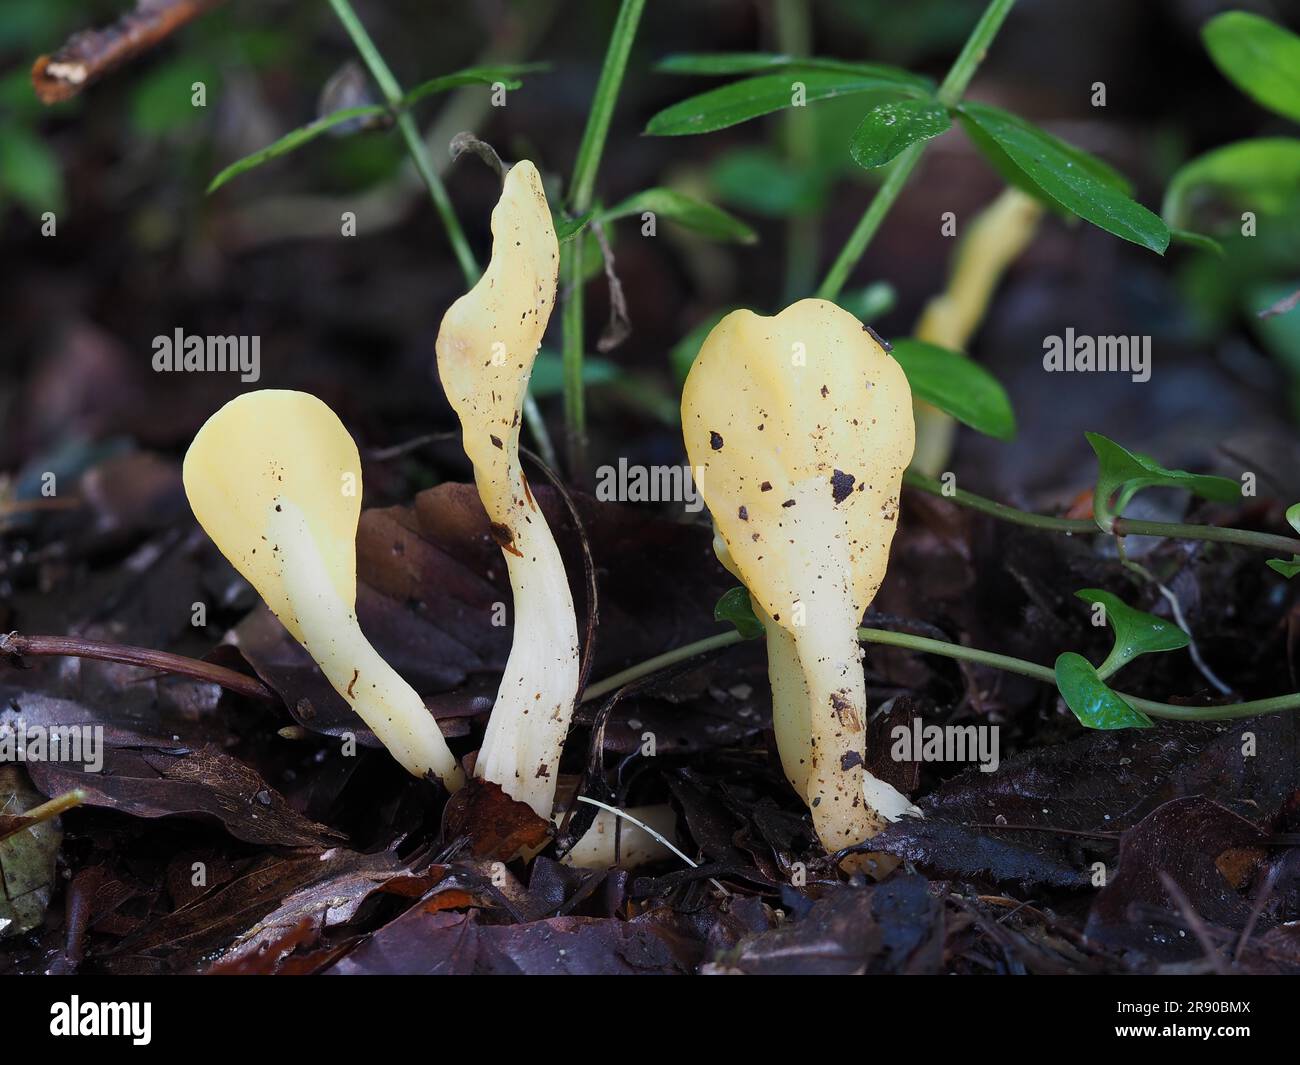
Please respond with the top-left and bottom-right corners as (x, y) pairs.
(775, 0), (818, 300)
(562, 0), (647, 478)
(903, 470), (1300, 556)
(815, 0), (1018, 301)
(569, 0), (645, 214)
(328, 0), (479, 285)
(581, 625), (1300, 723)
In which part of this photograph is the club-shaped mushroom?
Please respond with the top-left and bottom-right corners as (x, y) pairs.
(435, 160), (580, 820)
(682, 298), (916, 854)
(184, 389), (464, 790)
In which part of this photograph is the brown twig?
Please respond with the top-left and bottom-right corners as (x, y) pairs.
(32, 0), (227, 105)
(0, 631), (277, 704)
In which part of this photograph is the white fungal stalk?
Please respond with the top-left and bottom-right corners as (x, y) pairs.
(435, 160), (580, 820)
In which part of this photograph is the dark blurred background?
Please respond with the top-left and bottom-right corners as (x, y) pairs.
(3, 0), (1300, 511)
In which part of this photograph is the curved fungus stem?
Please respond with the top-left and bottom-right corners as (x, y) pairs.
(435, 161), (580, 820)
(183, 390), (463, 789)
(682, 299), (918, 856)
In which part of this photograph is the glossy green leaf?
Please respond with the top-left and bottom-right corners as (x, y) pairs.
(208, 106), (387, 193)
(600, 188), (757, 243)
(1267, 557), (1300, 579)
(1162, 138), (1300, 229)
(714, 586), (765, 640)
(646, 71), (923, 137)
(655, 52), (932, 91)
(959, 102), (1168, 254)
(1268, 504), (1300, 577)
(850, 98), (950, 168)
(1203, 12), (1300, 123)
(890, 339), (1016, 440)
(1055, 652), (1155, 730)
(1086, 431), (1241, 530)
(1075, 589), (1189, 679)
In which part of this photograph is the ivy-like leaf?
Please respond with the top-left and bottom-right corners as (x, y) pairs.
(958, 102), (1169, 254)
(600, 188), (757, 243)
(1266, 503), (1300, 577)
(890, 339), (1016, 440)
(208, 106), (387, 193)
(1075, 589), (1189, 679)
(1054, 652), (1155, 730)
(1202, 12), (1300, 123)
(1267, 558), (1300, 579)
(645, 71), (924, 137)
(849, 98), (951, 169)
(714, 586), (765, 640)
(1085, 431), (1241, 531)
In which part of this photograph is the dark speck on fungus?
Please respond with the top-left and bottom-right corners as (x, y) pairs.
(709, 431), (724, 450)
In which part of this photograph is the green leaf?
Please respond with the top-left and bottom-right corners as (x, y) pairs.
(130, 58), (219, 136)
(1269, 504), (1300, 576)
(399, 63), (544, 108)
(600, 187), (757, 243)
(1075, 589), (1189, 679)
(835, 281), (896, 323)
(708, 147), (824, 217)
(655, 52), (932, 91)
(1203, 12), (1300, 123)
(849, 98), (951, 169)
(890, 339), (1016, 440)
(959, 102), (1168, 254)
(1286, 502), (1300, 534)
(529, 350), (619, 398)
(1169, 227), (1224, 256)
(1085, 431), (1241, 531)
(1055, 652), (1155, 730)
(645, 71), (924, 137)
(1267, 557), (1300, 578)
(0, 123), (64, 216)
(207, 106), (388, 193)
(714, 586), (765, 640)
(554, 208), (596, 243)
(1162, 138), (1300, 229)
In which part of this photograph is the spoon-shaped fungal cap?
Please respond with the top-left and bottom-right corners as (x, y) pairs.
(183, 389), (463, 789)
(682, 298), (916, 853)
(435, 161), (580, 820)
